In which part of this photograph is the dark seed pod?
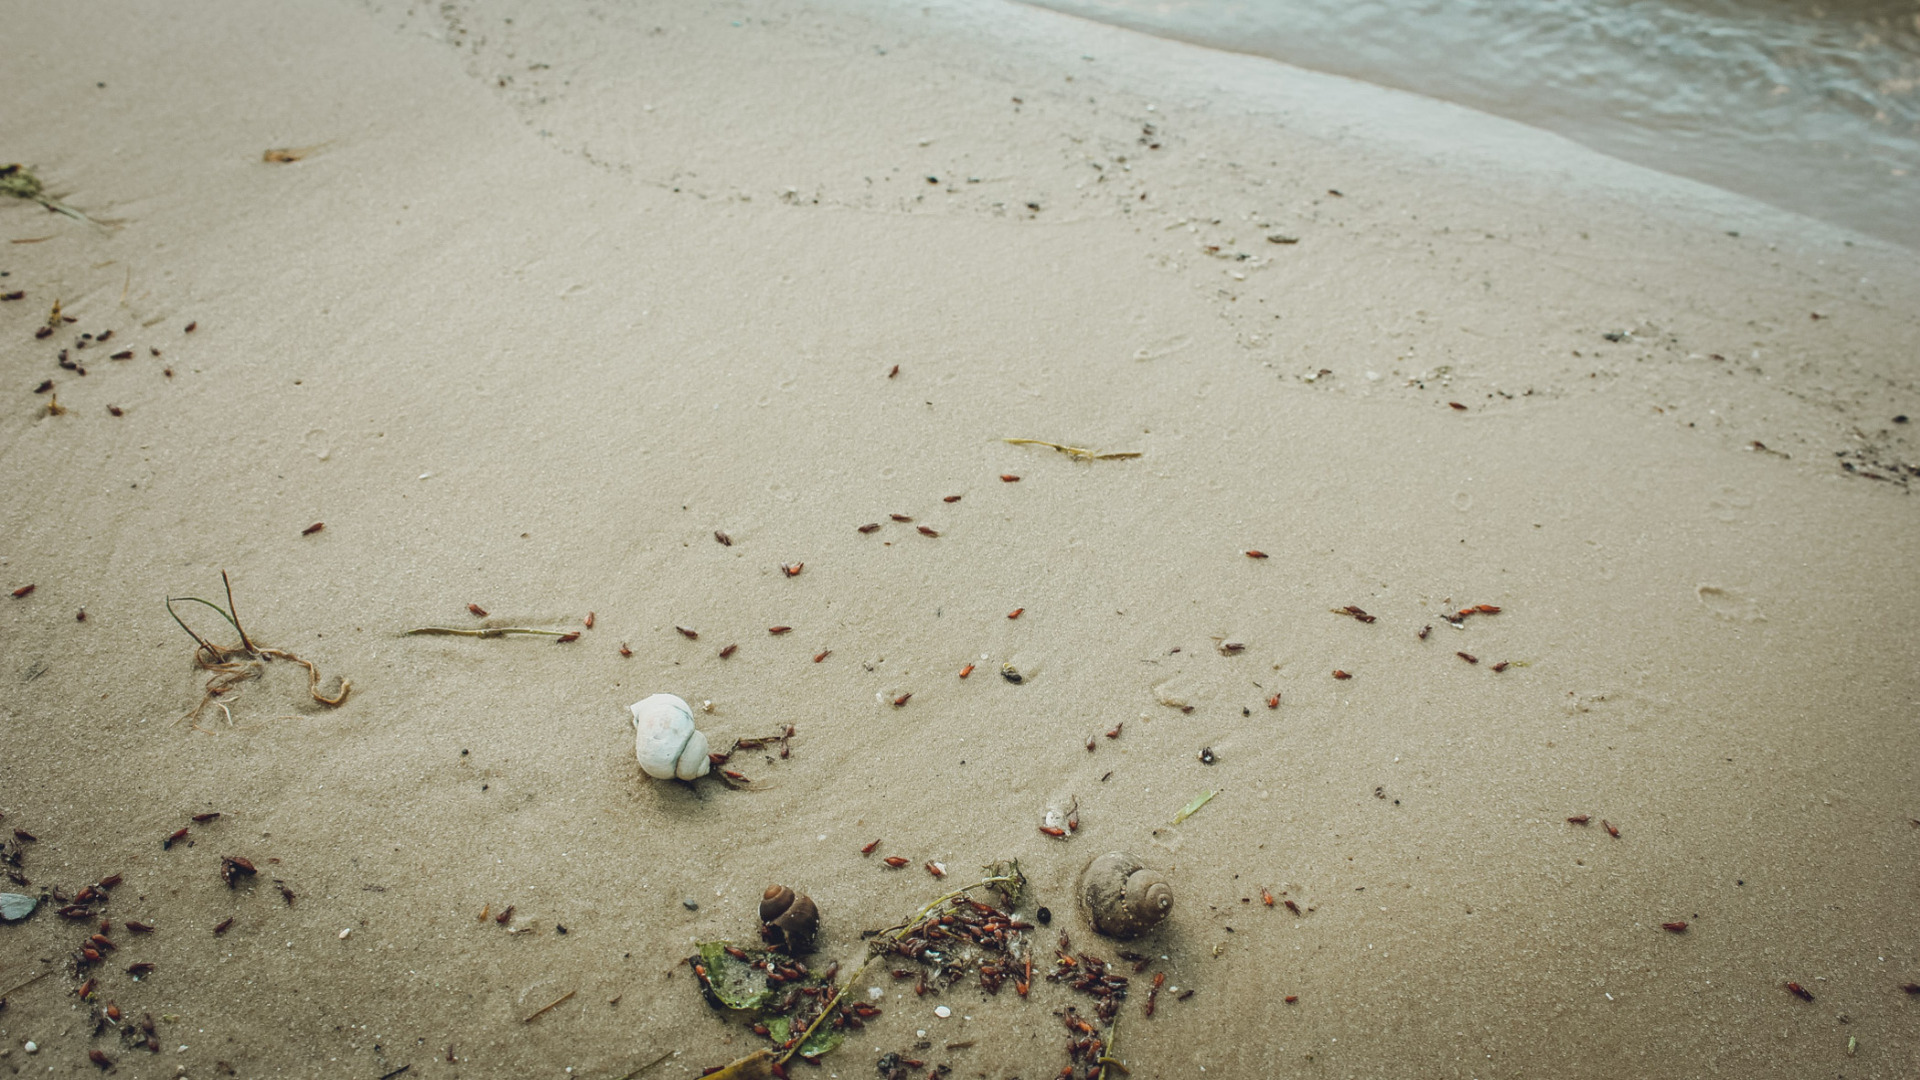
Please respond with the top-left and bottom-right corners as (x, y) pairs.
(759, 884), (796, 923)
(769, 894), (819, 954)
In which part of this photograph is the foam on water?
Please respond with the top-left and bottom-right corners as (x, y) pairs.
(1027, 0), (1920, 247)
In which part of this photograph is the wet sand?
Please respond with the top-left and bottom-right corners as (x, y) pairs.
(1, 1), (1917, 1077)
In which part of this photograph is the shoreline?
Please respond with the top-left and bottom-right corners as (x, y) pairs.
(0, 1), (1915, 1077)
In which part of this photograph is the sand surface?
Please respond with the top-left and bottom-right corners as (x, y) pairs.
(2, 1), (1917, 1077)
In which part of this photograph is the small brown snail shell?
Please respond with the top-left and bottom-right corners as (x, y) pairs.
(759, 884), (795, 924)
(1079, 851), (1173, 939)
(758, 884), (819, 953)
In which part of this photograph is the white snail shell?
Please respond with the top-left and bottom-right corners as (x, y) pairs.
(631, 693), (712, 781)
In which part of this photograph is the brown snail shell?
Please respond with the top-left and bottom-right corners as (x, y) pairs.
(1079, 851), (1173, 939)
(758, 885), (818, 953)
(759, 884), (796, 924)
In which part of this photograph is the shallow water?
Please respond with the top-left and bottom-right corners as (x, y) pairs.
(1027, 0), (1920, 247)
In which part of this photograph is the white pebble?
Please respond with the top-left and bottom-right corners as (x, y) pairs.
(339, 928), (352, 939)
(934, 1005), (952, 1018)
(868, 986), (883, 1000)
(23, 1042), (37, 1054)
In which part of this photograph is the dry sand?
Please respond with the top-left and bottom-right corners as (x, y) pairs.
(2, 0), (1917, 1077)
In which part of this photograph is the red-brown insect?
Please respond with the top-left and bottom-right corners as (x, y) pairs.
(959, 663), (975, 679)
(89, 1049), (112, 1068)
(495, 905), (515, 925)
(888, 364), (900, 378)
(1332, 670), (1352, 680)
(163, 368), (172, 377)
(1284, 994), (1299, 1004)
(33, 379), (53, 394)
(1491, 661), (1509, 672)
(97, 331), (112, 341)
(860, 839), (880, 855)
(943, 495), (962, 503)
(1786, 981), (1814, 1002)
(781, 563), (803, 577)
(126, 920), (154, 933)
(1567, 814), (1590, 825)
(883, 856), (909, 868)
(1603, 820), (1620, 838)
(1106, 723), (1123, 739)
(714, 530), (732, 546)
(467, 603), (488, 617)
(719, 644), (738, 659)
(302, 522), (324, 536)
(1007, 607), (1024, 619)
(213, 917), (233, 935)
(1475, 604), (1501, 614)
(1266, 694), (1280, 710)
(584, 612), (595, 629)
(1261, 888), (1274, 907)
(892, 693), (912, 707)
(127, 961), (155, 976)
(1245, 550), (1269, 559)
(1284, 899), (1301, 915)
(1457, 652), (1479, 664)
(76, 608), (85, 621)
(619, 642), (632, 657)
(1000, 474), (1020, 483)
(1040, 826), (1066, 838)
(106, 404), (124, 416)
(1335, 605), (1375, 623)
(185, 321), (197, 333)
(1085, 738), (1096, 751)
(813, 649), (831, 663)
(1449, 402), (1467, 411)
(111, 349), (133, 360)
(556, 632), (581, 644)
(90, 934), (115, 951)
(150, 347), (160, 356)
(1418, 625), (1432, 640)
(924, 862), (945, 878)
(917, 526), (939, 537)
(75, 885), (96, 903)
(1662, 921), (1688, 933)
(34, 326), (52, 338)
(858, 523), (881, 533)
(890, 514), (913, 522)
(162, 827), (188, 849)
(1902, 983), (1920, 995)
(10, 585), (33, 599)
(676, 625), (698, 639)
(0, 290), (20, 300)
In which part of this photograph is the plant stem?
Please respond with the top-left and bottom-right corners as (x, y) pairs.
(777, 876), (1011, 1065)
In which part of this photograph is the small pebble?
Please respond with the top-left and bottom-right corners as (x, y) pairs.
(682, 899), (699, 911)
(934, 1005), (952, 1018)
(338, 928), (352, 939)
(1036, 906), (1052, 924)
(23, 1042), (36, 1054)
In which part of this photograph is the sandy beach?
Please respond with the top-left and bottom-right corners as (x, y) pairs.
(2, 1), (1917, 1077)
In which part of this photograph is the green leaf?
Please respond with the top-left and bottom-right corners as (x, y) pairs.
(692, 942), (772, 1011)
(1173, 790), (1217, 823)
(766, 1017), (844, 1058)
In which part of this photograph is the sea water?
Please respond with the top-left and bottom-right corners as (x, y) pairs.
(1025, 0), (1920, 247)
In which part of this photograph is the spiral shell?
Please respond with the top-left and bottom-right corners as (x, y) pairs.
(758, 884), (819, 953)
(631, 693), (711, 781)
(1079, 851), (1173, 939)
